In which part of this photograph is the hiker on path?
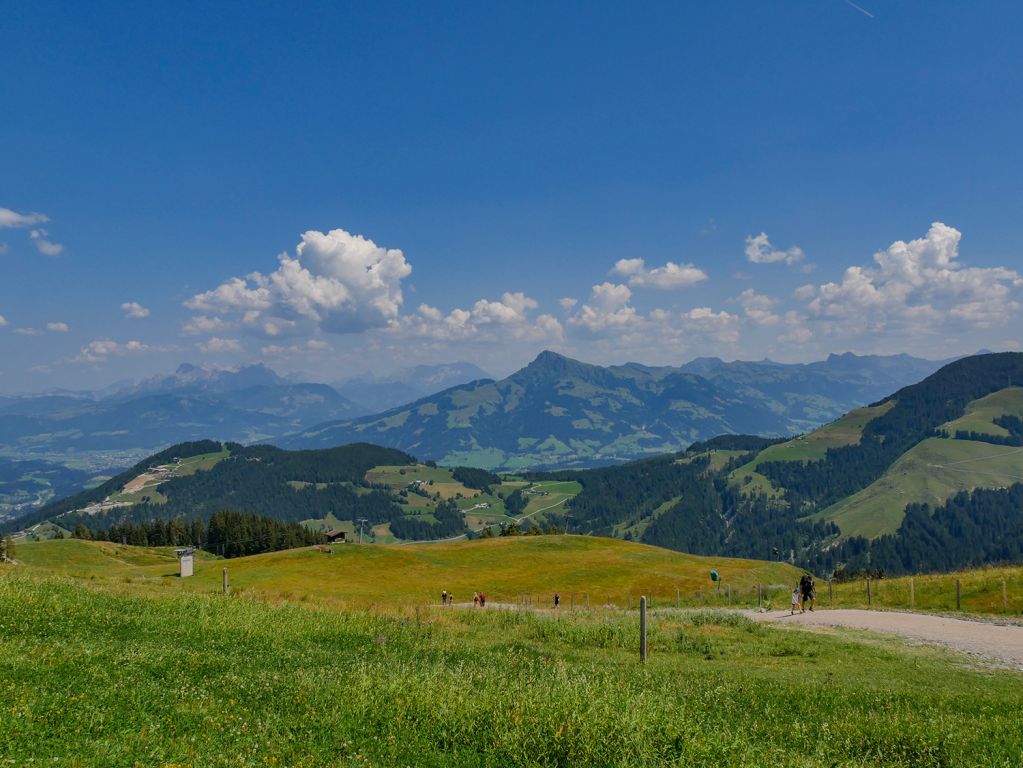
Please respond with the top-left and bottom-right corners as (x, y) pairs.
(791, 584), (801, 615)
(479, 592), (487, 608)
(554, 592), (560, 609)
(473, 592), (480, 607)
(799, 574), (815, 612)
(441, 589), (448, 605)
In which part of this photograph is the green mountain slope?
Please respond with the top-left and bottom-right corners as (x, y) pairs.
(4, 441), (580, 544)
(530, 353), (1023, 576)
(811, 436), (1023, 539)
(281, 350), (946, 470)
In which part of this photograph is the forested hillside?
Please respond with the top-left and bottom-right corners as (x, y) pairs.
(534, 353), (1023, 575)
(6, 442), (560, 544)
(1, 442), (476, 542)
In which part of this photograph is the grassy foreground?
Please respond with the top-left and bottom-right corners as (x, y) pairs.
(3, 574), (1022, 767)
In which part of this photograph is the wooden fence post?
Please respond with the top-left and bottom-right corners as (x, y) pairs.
(757, 584), (762, 611)
(676, 586), (680, 609)
(222, 567), (228, 596)
(910, 577), (915, 609)
(727, 583), (732, 605)
(866, 578), (872, 608)
(828, 579), (833, 603)
(1003, 579), (1008, 610)
(640, 596), (647, 662)
(956, 579), (961, 611)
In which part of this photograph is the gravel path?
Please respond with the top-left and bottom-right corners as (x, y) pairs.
(754, 609), (1023, 668)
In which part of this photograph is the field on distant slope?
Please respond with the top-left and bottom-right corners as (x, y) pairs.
(814, 437), (1023, 539)
(13, 536), (796, 608)
(941, 386), (1023, 437)
(728, 402), (893, 498)
(3, 562), (1023, 766)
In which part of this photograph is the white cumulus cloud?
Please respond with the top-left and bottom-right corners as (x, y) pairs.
(400, 291), (563, 343)
(730, 289), (781, 326)
(122, 302), (150, 319)
(29, 229), (63, 256)
(199, 337), (242, 354)
(182, 315), (225, 336)
(0, 208), (48, 228)
(802, 222), (1023, 337)
(745, 232), (804, 265)
(187, 228), (411, 337)
(73, 339), (149, 363)
(46, 322), (69, 332)
(568, 283), (641, 334)
(611, 258), (708, 289)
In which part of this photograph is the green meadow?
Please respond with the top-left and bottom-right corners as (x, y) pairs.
(3, 571), (1022, 767)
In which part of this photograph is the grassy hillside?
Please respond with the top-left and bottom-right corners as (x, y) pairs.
(2, 568), (1022, 765)
(13, 536), (797, 608)
(728, 402), (893, 497)
(811, 386), (1023, 539)
(941, 386), (1023, 437)
(812, 437), (1023, 538)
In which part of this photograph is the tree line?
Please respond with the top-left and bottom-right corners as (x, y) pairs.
(73, 510), (326, 558)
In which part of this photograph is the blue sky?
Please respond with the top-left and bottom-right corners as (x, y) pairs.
(2, 1), (1022, 392)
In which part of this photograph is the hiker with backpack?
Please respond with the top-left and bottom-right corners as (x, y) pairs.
(800, 573), (816, 612)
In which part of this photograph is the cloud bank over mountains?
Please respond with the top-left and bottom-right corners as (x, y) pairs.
(173, 221), (1019, 372)
(4, 215), (1021, 385)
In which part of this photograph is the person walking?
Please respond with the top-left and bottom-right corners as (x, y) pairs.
(554, 592), (561, 609)
(473, 591), (480, 607)
(799, 574), (815, 613)
(441, 589), (448, 606)
(791, 584), (801, 615)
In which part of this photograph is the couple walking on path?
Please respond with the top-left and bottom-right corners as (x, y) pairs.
(791, 574), (816, 614)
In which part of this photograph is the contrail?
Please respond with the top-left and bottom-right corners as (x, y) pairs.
(842, 0), (875, 18)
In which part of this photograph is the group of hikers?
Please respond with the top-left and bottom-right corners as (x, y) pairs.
(791, 573), (816, 614)
(439, 589), (489, 607)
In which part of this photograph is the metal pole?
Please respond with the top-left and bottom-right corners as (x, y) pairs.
(640, 596), (647, 662)
(828, 579), (833, 603)
(866, 578), (872, 608)
(757, 584), (762, 611)
(727, 583), (731, 605)
(222, 567), (228, 596)
(909, 577), (915, 609)
(1003, 578), (1008, 610)
(676, 586), (680, 608)
(956, 579), (961, 611)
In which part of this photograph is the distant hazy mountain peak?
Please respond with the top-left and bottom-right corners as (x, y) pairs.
(520, 350), (595, 379)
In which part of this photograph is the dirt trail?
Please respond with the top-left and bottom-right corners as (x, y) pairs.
(754, 609), (1023, 668)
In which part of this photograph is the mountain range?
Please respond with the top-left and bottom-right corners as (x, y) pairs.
(280, 350), (948, 470)
(0, 364), (363, 468)
(13, 352), (1023, 578)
